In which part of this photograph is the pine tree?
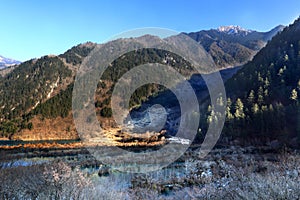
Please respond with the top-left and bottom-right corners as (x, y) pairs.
(207, 110), (215, 124)
(226, 98), (234, 120)
(217, 96), (224, 107)
(257, 86), (264, 105)
(234, 98), (245, 119)
(252, 103), (259, 114)
(247, 90), (255, 105)
(264, 77), (270, 88)
(290, 89), (298, 101)
(264, 89), (269, 97)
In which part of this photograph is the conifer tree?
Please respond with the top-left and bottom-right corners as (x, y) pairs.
(234, 98), (245, 119)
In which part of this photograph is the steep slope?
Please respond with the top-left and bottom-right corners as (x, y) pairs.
(217, 18), (300, 146)
(0, 43), (96, 139)
(186, 25), (284, 68)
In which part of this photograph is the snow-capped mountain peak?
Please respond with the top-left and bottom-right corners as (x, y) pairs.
(0, 55), (21, 69)
(217, 25), (253, 35)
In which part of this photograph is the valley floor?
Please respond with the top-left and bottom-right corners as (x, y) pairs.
(0, 144), (299, 199)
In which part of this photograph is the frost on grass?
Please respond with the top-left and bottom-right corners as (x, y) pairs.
(0, 150), (300, 199)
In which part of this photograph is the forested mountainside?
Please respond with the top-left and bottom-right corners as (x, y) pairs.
(0, 39), (195, 139)
(0, 24), (287, 141)
(202, 18), (300, 147)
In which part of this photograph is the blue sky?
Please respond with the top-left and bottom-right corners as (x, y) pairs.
(1, 0), (299, 61)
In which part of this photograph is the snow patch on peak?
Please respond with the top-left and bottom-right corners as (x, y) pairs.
(0, 56), (3, 62)
(217, 25), (253, 35)
(0, 55), (21, 69)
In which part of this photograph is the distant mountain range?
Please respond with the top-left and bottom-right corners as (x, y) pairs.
(186, 25), (285, 68)
(0, 55), (21, 69)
